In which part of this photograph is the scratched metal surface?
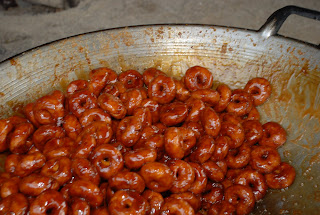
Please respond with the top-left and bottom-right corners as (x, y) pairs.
(0, 25), (319, 214)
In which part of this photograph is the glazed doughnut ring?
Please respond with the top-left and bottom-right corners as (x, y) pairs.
(33, 90), (65, 125)
(174, 78), (191, 102)
(68, 179), (103, 207)
(184, 66), (213, 91)
(242, 120), (263, 146)
(187, 162), (208, 194)
(124, 147), (157, 170)
(29, 190), (67, 215)
(251, 146), (281, 174)
(71, 158), (100, 185)
(98, 92), (127, 119)
(259, 122), (287, 149)
(119, 69), (144, 89)
(160, 197), (195, 215)
(143, 68), (166, 86)
(88, 67), (118, 96)
(226, 89), (253, 116)
(244, 77), (271, 106)
(170, 192), (201, 212)
(90, 144), (124, 180)
(224, 184), (255, 215)
(139, 162), (174, 193)
(142, 189), (164, 215)
(0, 193), (29, 215)
(189, 135), (215, 164)
(108, 190), (148, 215)
(67, 79), (88, 96)
(168, 160), (195, 193)
(235, 169), (267, 201)
(160, 101), (188, 126)
(40, 156), (72, 186)
(79, 108), (112, 127)
(201, 107), (221, 137)
(214, 84), (232, 112)
(62, 114), (82, 140)
(164, 127), (196, 159)
(226, 144), (251, 169)
(265, 162), (296, 189)
(109, 171), (146, 193)
(68, 89), (97, 118)
(202, 161), (226, 182)
(148, 74), (176, 104)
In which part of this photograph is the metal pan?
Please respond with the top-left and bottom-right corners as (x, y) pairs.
(0, 5), (319, 214)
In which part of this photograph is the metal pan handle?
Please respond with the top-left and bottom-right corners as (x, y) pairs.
(259, 5), (320, 40)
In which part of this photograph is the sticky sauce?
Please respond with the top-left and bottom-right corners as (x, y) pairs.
(220, 43), (228, 54)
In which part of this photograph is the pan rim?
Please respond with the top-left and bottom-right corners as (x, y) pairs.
(0, 23), (318, 64)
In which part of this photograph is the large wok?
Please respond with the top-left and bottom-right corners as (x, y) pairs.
(0, 5), (319, 214)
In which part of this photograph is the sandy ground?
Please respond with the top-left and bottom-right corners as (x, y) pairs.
(0, 0), (320, 62)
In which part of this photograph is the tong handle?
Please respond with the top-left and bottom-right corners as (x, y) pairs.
(259, 5), (320, 42)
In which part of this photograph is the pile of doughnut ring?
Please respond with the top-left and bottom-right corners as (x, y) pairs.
(0, 66), (296, 215)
